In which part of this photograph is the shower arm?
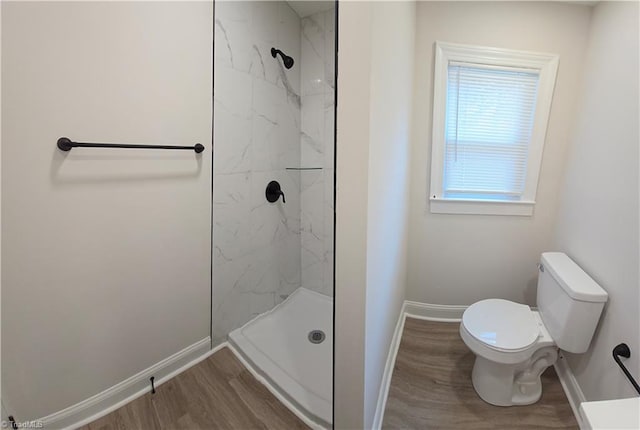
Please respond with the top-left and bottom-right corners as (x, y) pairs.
(270, 47), (294, 69)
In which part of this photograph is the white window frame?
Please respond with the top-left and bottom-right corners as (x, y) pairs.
(430, 41), (559, 216)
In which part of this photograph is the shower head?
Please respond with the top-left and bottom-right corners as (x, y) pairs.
(271, 47), (294, 69)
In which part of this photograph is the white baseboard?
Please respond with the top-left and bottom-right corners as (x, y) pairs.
(404, 300), (467, 322)
(373, 301), (466, 428)
(377, 301), (585, 427)
(38, 337), (218, 430)
(372, 303), (407, 430)
(31, 301), (585, 430)
(554, 351), (586, 428)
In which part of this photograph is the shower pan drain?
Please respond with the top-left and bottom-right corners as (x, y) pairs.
(308, 330), (326, 344)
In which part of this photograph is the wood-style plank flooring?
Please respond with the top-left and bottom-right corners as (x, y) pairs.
(383, 318), (578, 429)
(81, 347), (308, 430)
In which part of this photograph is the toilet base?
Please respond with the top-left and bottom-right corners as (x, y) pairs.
(471, 346), (558, 406)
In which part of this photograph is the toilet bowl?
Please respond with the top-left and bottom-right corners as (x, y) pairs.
(460, 253), (608, 407)
(460, 299), (557, 406)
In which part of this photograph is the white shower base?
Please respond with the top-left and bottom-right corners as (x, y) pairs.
(229, 288), (333, 428)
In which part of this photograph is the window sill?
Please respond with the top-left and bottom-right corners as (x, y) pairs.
(429, 198), (534, 216)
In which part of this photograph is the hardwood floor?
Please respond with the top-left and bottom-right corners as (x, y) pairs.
(383, 318), (578, 429)
(81, 347), (308, 430)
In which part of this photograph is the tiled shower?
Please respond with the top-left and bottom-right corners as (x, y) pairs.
(212, 1), (335, 426)
(212, 1), (335, 344)
(300, 8), (336, 298)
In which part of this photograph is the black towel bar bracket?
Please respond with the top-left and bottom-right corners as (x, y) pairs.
(613, 343), (640, 395)
(57, 137), (204, 153)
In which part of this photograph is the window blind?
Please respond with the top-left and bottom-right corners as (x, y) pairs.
(444, 62), (539, 201)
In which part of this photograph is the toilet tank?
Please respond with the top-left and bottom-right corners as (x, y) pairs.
(537, 252), (608, 353)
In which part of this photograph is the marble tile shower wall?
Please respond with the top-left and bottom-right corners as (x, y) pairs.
(300, 9), (335, 298)
(213, 1), (302, 344)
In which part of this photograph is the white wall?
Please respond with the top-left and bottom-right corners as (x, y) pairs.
(334, 2), (371, 426)
(1, 2), (212, 420)
(364, 2), (415, 428)
(553, 1), (640, 401)
(335, 1), (415, 428)
(406, 1), (592, 307)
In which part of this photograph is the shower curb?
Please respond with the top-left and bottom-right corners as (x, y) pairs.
(226, 343), (327, 430)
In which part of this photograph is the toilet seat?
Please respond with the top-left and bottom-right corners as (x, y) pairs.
(462, 299), (539, 351)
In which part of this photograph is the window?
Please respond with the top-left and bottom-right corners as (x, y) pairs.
(430, 42), (559, 216)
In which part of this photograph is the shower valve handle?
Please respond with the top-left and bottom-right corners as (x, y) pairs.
(266, 181), (286, 203)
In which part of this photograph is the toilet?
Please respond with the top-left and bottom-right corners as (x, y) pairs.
(460, 252), (608, 406)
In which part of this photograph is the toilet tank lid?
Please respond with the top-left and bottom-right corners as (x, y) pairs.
(541, 252), (608, 303)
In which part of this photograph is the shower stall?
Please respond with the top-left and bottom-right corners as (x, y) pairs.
(212, 1), (336, 427)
